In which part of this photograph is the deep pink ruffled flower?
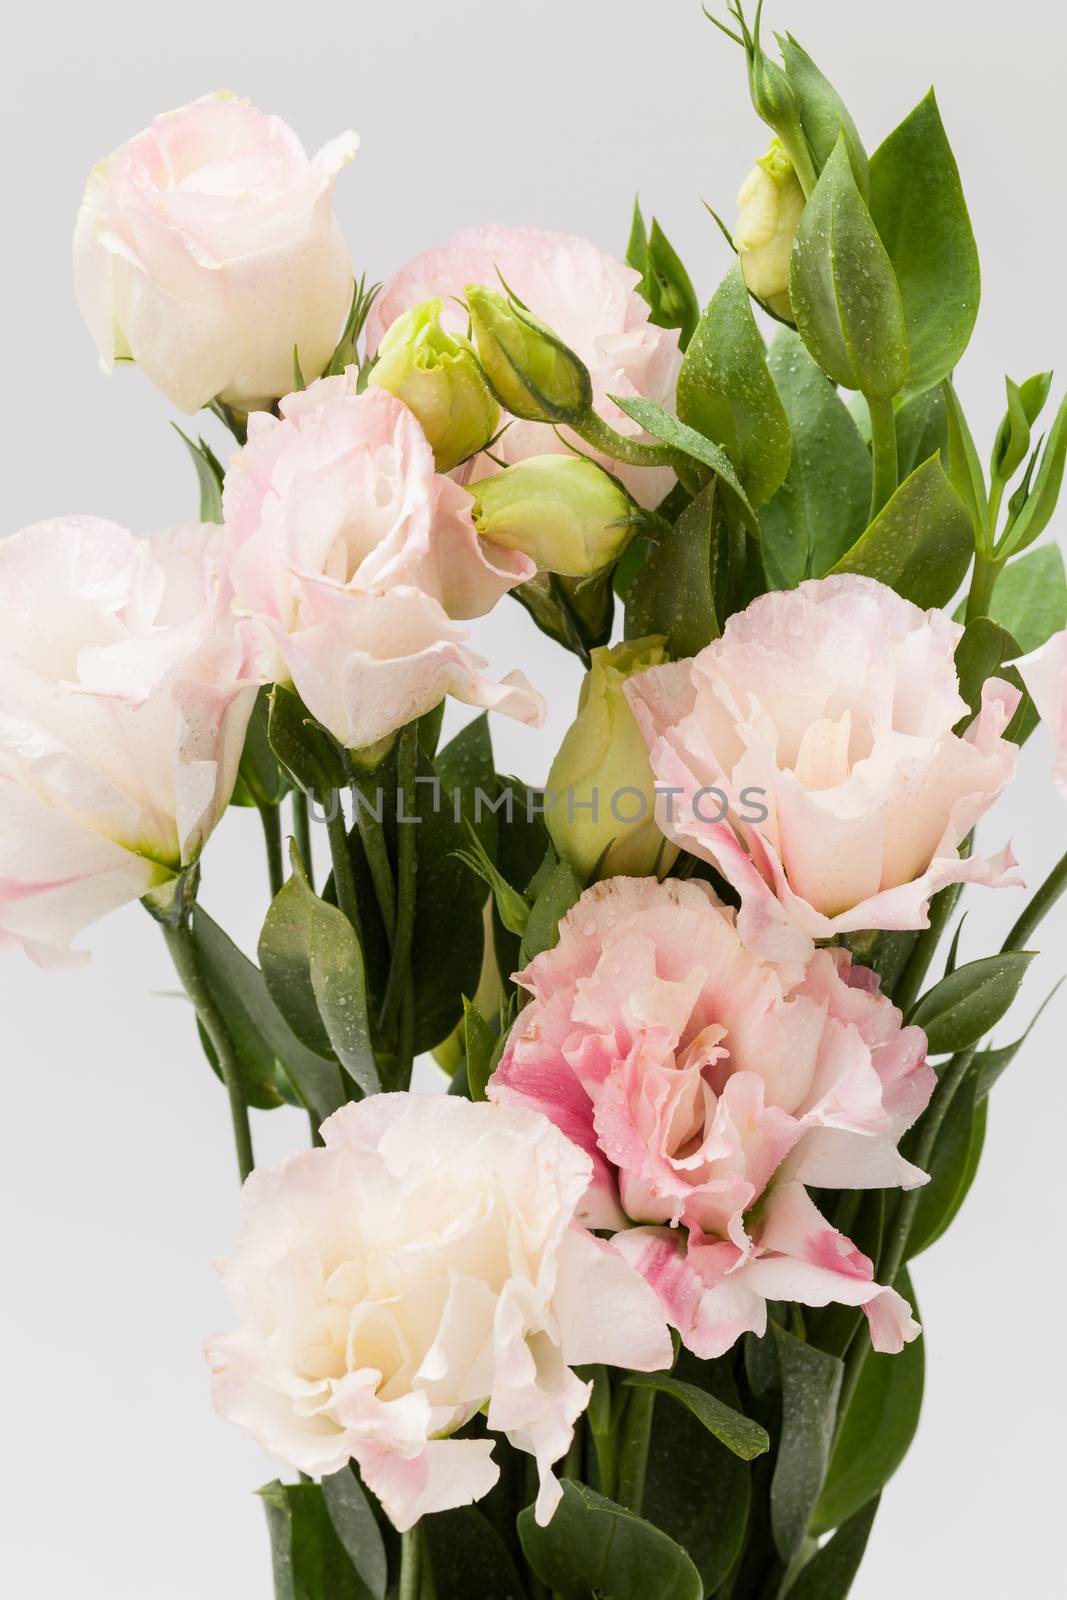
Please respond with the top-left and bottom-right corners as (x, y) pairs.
(366, 224), (682, 507)
(490, 875), (933, 1357)
(626, 574), (1021, 962)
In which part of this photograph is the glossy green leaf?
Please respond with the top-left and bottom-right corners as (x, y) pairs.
(435, 714), (498, 862)
(625, 481), (721, 655)
(813, 1272), (923, 1535)
(975, 979), (1064, 1102)
(267, 684), (346, 800)
(519, 856), (582, 963)
(778, 31), (869, 194)
(832, 455), (973, 607)
(609, 393), (759, 533)
(992, 373), (1053, 486)
(869, 91), (979, 396)
(677, 265), (791, 508)
(422, 1505), (527, 1600)
(624, 1371), (769, 1459)
(173, 425), (224, 523)
(231, 687), (291, 809)
(953, 618), (1021, 724)
(790, 134), (907, 399)
(260, 1481), (372, 1600)
(942, 381), (989, 540)
(896, 385), (949, 480)
(979, 544), (1067, 653)
(320, 1470), (388, 1600)
(761, 329), (871, 586)
(517, 1481), (702, 1600)
(190, 905), (346, 1121)
(792, 1496), (880, 1597)
(770, 1323), (843, 1562)
(908, 1070), (986, 1256)
(1000, 392), (1067, 556)
(627, 200), (700, 349)
(464, 998), (499, 1102)
(908, 952), (1035, 1053)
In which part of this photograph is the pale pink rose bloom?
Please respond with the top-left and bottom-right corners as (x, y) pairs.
(365, 224), (682, 507)
(0, 517), (262, 966)
(490, 876), (932, 1359)
(74, 93), (357, 413)
(1018, 628), (1067, 798)
(626, 574), (1021, 963)
(205, 1094), (672, 1530)
(224, 377), (543, 749)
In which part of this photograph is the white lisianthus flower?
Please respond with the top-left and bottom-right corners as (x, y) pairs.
(0, 517), (262, 966)
(205, 1094), (673, 1530)
(74, 93), (357, 413)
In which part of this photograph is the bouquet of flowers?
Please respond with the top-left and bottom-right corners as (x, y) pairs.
(9, 3), (1066, 1595)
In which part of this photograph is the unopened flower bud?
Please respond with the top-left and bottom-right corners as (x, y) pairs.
(735, 142), (805, 320)
(546, 636), (678, 880)
(369, 299), (499, 472)
(465, 286), (592, 424)
(470, 455), (639, 578)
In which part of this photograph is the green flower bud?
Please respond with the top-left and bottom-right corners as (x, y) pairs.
(470, 455), (640, 578)
(735, 141), (805, 320)
(545, 636), (679, 881)
(465, 286), (592, 424)
(369, 299), (499, 472)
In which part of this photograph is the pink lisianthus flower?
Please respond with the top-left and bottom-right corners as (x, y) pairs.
(224, 376), (543, 750)
(1018, 628), (1067, 798)
(489, 876), (934, 1358)
(205, 1094), (672, 1530)
(365, 224), (682, 507)
(626, 574), (1021, 963)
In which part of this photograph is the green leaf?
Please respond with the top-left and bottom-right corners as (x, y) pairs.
(231, 687), (291, 809)
(491, 776), (550, 982)
(464, 998), (499, 1101)
(422, 1505), (528, 1600)
(517, 1480), (702, 1600)
(259, 848), (379, 1096)
(760, 330), (871, 586)
(625, 481), (721, 656)
(942, 381), (989, 540)
(320, 1470), (388, 1600)
(978, 544), (1067, 654)
(770, 1323), (843, 1562)
(992, 373), (1053, 487)
(628, 200), (700, 350)
(260, 1481), (373, 1600)
(895, 385), (949, 481)
(190, 905), (346, 1121)
(642, 1351), (753, 1596)
(624, 1372), (769, 1459)
(608, 393), (759, 534)
(869, 91), (980, 396)
(813, 1274), (924, 1536)
(1000, 392), (1067, 556)
(267, 685), (347, 801)
(975, 979), (1065, 1102)
(791, 1496), (880, 1598)
(173, 425), (225, 523)
(519, 856), (582, 963)
(908, 952), (1035, 1053)
(677, 265), (791, 509)
(953, 618), (1021, 724)
(778, 31), (869, 194)
(831, 455), (973, 607)
(790, 134), (907, 400)
(907, 1069), (986, 1256)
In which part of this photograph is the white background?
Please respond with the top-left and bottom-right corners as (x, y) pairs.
(2, 0), (1065, 1594)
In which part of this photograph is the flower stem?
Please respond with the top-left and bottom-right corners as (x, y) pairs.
(1002, 847), (1067, 952)
(965, 552), (1003, 624)
(614, 1387), (656, 1515)
(572, 408), (680, 470)
(326, 795), (363, 945)
(349, 770), (396, 937)
(398, 1526), (422, 1600)
(291, 789), (313, 889)
(867, 394), (898, 520)
(379, 723), (419, 1069)
(257, 802), (284, 900)
(162, 917), (254, 1182)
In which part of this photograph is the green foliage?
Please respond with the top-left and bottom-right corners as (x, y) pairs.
(623, 1371), (769, 1459)
(231, 688), (291, 809)
(422, 1506), (527, 1599)
(609, 392), (759, 533)
(627, 199), (701, 348)
(777, 30), (869, 194)
(908, 953), (1035, 1053)
(260, 1481), (376, 1600)
(320, 1471), (388, 1599)
(173, 424), (225, 522)
(831, 456), (974, 607)
(464, 998), (499, 1101)
(768, 1324), (843, 1562)
(517, 1481), (702, 1600)
(979, 544), (1067, 653)
(790, 1495), (881, 1598)
(625, 481), (721, 655)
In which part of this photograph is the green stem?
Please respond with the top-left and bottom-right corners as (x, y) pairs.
(398, 1526), (422, 1600)
(573, 408), (679, 470)
(162, 918), (254, 1182)
(257, 803), (284, 900)
(867, 394), (898, 520)
(349, 771), (396, 936)
(615, 1388), (656, 1515)
(1002, 847), (1067, 952)
(965, 552), (1002, 624)
(291, 789), (313, 888)
(379, 724), (419, 1054)
(325, 795), (363, 945)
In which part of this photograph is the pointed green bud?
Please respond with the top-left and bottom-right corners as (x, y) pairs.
(470, 455), (639, 577)
(735, 141), (805, 320)
(369, 299), (499, 472)
(465, 286), (592, 424)
(546, 636), (678, 881)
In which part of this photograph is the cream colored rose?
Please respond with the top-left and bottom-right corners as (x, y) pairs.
(734, 141), (805, 320)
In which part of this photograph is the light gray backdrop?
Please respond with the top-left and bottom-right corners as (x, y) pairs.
(2, 0), (1064, 1593)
